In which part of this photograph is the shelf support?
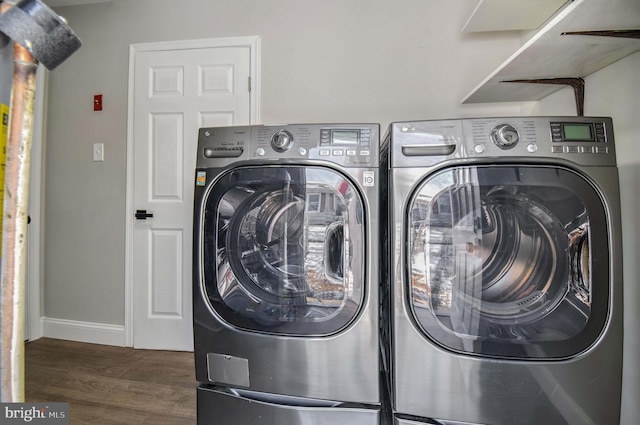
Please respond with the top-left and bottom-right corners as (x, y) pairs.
(501, 77), (585, 116)
(561, 29), (640, 39)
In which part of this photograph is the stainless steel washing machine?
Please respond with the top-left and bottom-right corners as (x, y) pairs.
(193, 124), (381, 424)
(381, 117), (623, 425)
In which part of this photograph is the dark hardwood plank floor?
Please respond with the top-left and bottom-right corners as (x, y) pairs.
(25, 338), (196, 425)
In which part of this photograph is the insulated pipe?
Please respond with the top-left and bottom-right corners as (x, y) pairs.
(0, 0), (81, 402)
(0, 22), (38, 402)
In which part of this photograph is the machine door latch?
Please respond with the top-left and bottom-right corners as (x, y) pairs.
(135, 209), (154, 220)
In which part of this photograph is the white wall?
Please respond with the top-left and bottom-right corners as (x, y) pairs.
(43, 0), (524, 328)
(531, 51), (640, 425)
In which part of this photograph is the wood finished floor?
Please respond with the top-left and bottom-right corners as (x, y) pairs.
(25, 338), (196, 425)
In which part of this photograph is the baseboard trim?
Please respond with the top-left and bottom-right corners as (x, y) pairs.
(42, 317), (126, 347)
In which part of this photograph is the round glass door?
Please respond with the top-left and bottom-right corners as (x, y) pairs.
(408, 165), (610, 359)
(202, 166), (365, 335)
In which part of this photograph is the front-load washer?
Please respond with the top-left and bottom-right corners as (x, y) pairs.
(380, 117), (623, 425)
(193, 124), (381, 424)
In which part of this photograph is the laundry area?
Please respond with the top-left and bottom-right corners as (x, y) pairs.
(0, 0), (639, 424)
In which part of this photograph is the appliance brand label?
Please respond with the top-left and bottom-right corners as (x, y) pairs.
(363, 171), (375, 187)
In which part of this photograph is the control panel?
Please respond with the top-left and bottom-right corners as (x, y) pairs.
(468, 117), (615, 166)
(316, 127), (373, 161)
(197, 124), (379, 168)
(391, 117), (616, 168)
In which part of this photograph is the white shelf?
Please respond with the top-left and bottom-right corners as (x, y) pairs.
(463, 0), (569, 32)
(462, 0), (640, 104)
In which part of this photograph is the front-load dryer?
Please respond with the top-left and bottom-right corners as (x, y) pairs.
(193, 124), (381, 424)
(380, 117), (623, 425)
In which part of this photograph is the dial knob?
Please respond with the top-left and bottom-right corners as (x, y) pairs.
(271, 130), (294, 152)
(491, 124), (520, 149)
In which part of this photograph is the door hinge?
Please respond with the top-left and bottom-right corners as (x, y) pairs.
(248, 76), (252, 92)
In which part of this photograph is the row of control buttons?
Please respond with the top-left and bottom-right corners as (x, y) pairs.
(256, 147), (307, 156)
(255, 148), (371, 157)
(552, 145), (609, 154)
(319, 149), (370, 156)
(320, 129), (330, 143)
(594, 123), (606, 142)
(360, 129), (371, 146)
(549, 123), (563, 142)
(474, 143), (538, 154)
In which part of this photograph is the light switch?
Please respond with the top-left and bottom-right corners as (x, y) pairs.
(93, 143), (104, 162)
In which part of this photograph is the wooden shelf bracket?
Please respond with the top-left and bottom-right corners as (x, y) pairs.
(561, 29), (640, 39)
(501, 77), (585, 116)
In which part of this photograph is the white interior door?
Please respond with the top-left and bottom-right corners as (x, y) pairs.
(129, 39), (257, 350)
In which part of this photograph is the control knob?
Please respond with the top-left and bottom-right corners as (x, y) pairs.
(271, 130), (294, 152)
(491, 124), (519, 149)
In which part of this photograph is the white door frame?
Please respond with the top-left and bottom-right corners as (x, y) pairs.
(124, 36), (261, 347)
(25, 67), (47, 341)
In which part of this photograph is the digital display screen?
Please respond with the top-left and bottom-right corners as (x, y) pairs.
(331, 130), (359, 145)
(562, 124), (593, 141)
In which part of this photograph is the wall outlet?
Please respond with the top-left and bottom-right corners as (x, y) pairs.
(93, 143), (104, 162)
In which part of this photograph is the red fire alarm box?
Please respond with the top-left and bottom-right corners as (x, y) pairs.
(94, 94), (102, 111)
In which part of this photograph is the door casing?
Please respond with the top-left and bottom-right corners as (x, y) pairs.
(124, 36), (261, 348)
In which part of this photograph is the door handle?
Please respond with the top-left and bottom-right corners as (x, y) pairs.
(135, 209), (154, 220)
(401, 144), (456, 157)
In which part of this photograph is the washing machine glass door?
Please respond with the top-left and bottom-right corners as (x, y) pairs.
(202, 166), (365, 335)
(408, 165), (610, 359)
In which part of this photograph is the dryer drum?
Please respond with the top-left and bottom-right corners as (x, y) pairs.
(226, 187), (308, 306)
(465, 192), (570, 324)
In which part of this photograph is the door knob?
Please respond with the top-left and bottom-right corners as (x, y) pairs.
(135, 209), (154, 220)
